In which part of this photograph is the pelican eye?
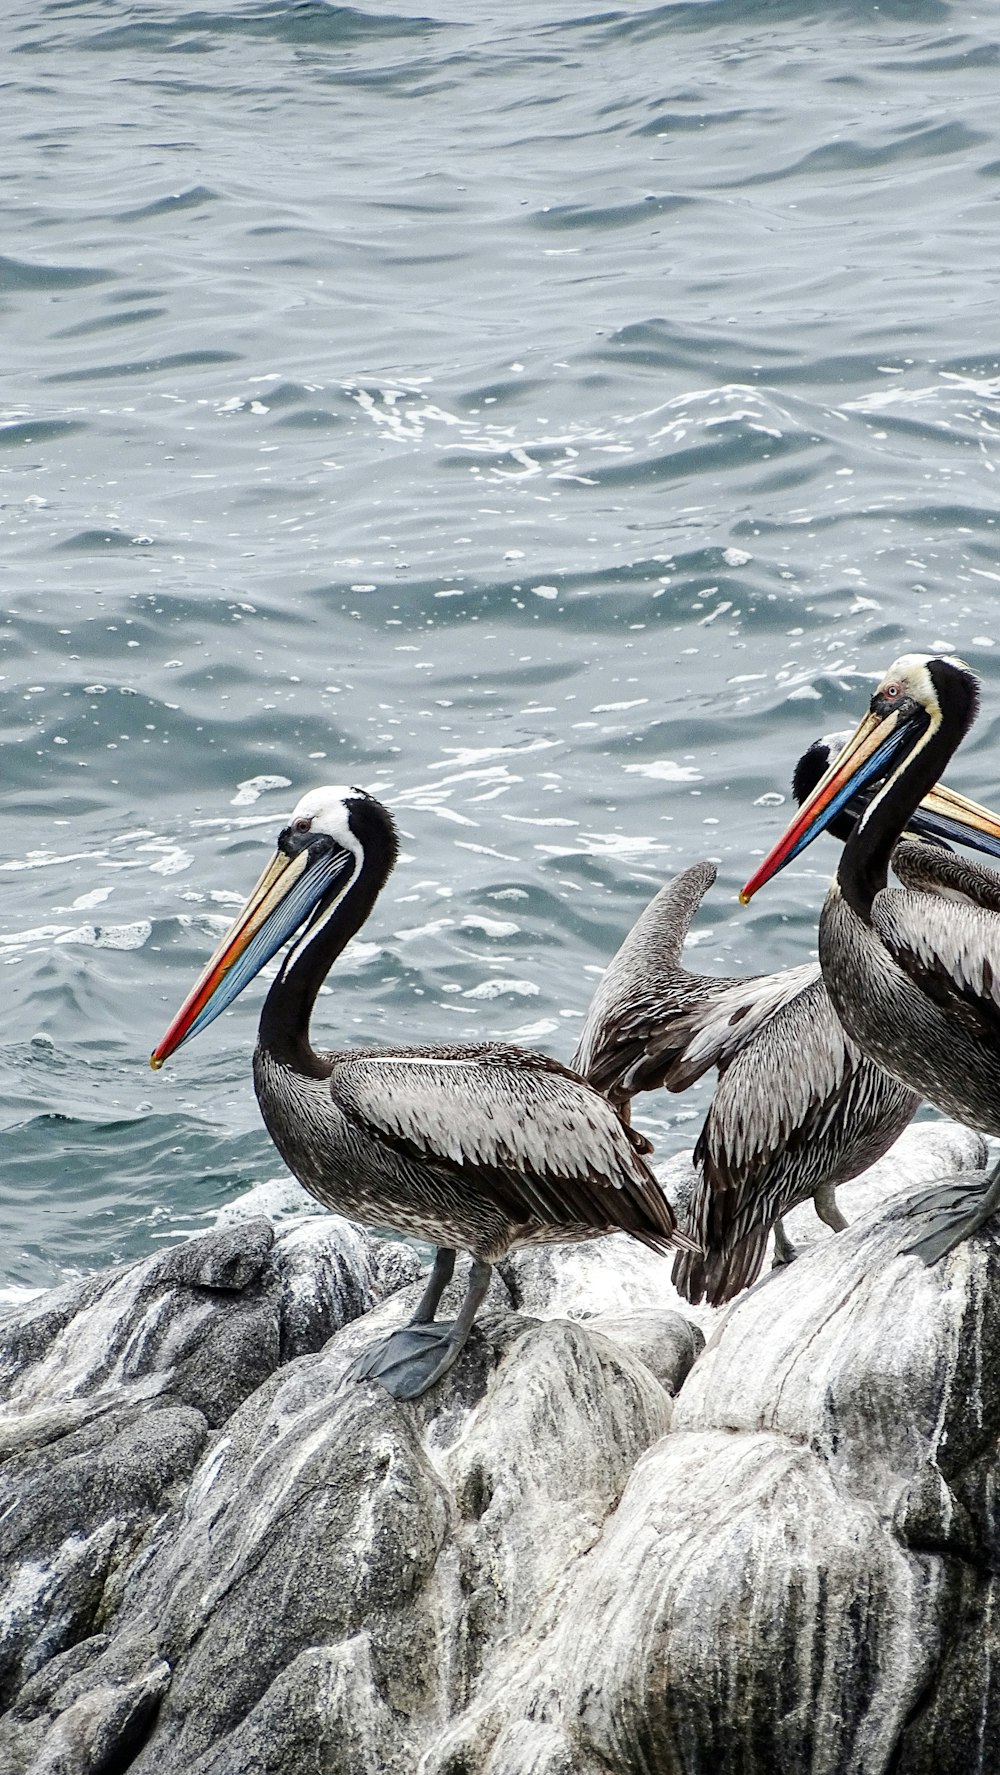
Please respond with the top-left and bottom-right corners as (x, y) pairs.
(278, 813), (318, 858)
(871, 679), (906, 717)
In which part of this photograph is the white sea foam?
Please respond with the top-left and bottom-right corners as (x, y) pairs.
(213, 1176), (312, 1225)
(231, 774), (293, 807)
(460, 916), (519, 937)
(623, 761), (702, 783)
(68, 887), (114, 911)
(55, 922), (152, 951)
(463, 979), (539, 1000)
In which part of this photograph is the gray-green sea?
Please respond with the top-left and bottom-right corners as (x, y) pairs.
(3, 0), (1000, 1298)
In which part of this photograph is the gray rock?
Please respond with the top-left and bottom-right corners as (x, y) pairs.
(0, 1212), (423, 1431)
(32, 1658), (171, 1775)
(892, 1568), (1000, 1775)
(586, 1310), (703, 1393)
(2, 1120), (1000, 1774)
(429, 1427), (944, 1775)
(0, 1635), (167, 1775)
(500, 1224), (707, 1328)
(0, 1211), (423, 1759)
(152, 1218), (275, 1292)
(0, 1404), (206, 1705)
(269, 1217), (423, 1363)
(673, 1167), (1000, 1513)
(186, 1642), (409, 1775)
(127, 1384), (453, 1768)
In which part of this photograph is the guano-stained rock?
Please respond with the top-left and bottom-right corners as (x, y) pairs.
(0, 1120), (998, 1775)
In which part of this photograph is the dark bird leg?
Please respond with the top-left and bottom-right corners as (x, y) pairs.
(772, 1218), (797, 1267)
(347, 1254), (493, 1401)
(814, 1181), (848, 1234)
(902, 1154), (1000, 1265)
(409, 1246), (456, 1323)
(772, 1183), (848, 1273)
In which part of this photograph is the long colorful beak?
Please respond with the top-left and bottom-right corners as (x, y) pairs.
(740, 708), (910, 903)
(151, 844), (350, 1067)
(740, 709), (1000, 904)
(910, 781), (1000, 855)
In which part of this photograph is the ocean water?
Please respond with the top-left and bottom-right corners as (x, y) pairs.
(2, 0), (1000, 1296)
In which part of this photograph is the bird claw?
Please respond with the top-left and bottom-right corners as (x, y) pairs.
(900, 1179), (1000, 1266)
(345, 1321), (466, 1401)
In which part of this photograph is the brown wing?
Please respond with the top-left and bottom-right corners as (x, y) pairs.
(892, 838), (1000, 915)
(329, 1045), (695, 1252)
(874, 889), (1000, 1045)
(672, 981), (916, 1305)
(572, 857), (819, 1103)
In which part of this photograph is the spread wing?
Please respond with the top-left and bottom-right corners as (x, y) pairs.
(572, 860), (720, 1094)
(696, 979), (914, 1209)
(660, 961), (821, 1092)
(327, 1045), (691, 1249)
(572, 857), (819, 1103)
(873, 888), (1000, 1044)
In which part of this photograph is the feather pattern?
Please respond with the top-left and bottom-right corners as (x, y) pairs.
(572, 861), (728, 1098)
(657, 962), (820, 1092)
(255, 1039), (687, 1261)
(819, 878), (1000, 1131)
(875, 891), (1000, 1022)
(330, 1046), (648, 1183)
(891, 836), (1000, 915)
(571, 858), (818, 1099)
(671, 979), (917, 1306)
(570, 853), (919, 1307)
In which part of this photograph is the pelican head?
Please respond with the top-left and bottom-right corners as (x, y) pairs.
(742, 655), (999, 903)
(151, 786), (398, 1066)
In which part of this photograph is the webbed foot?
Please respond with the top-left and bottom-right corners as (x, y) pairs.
(901, 1177), (1000, 1265)
(346, 1321), (471, 1401)
(347, 1255), (493, 1400)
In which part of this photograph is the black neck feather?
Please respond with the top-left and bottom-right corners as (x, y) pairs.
(838, 662), (978, 920)
(258, 800), (398, 1077)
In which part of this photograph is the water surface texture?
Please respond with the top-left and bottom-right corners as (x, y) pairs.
(3, 0), (1000, 1293)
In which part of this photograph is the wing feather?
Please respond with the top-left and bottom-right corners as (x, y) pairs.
(873, 889), (1000, 1039)
(660, 962), (820, 1092)
(571, 857), (821, 1103)
(327, 1046), (690, 1249)
(697, 981), (856, 1195)
(572, 860), (719, 1094)
(892, 839), (1000, 914)
(672, 980), (917, 1304)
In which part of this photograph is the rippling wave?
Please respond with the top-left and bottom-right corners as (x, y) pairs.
(2, 0), (999, 1289)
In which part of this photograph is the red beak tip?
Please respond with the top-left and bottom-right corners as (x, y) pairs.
(150, 1051), (166, 1072)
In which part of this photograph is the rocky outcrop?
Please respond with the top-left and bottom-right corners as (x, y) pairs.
(1, 1121), (999, 1774)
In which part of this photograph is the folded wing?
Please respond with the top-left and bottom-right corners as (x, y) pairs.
(874, 888), (1000, 1045)
(328, 1045), (693, 1251)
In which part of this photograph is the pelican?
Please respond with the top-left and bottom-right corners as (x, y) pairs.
(741, 653), (1000, 1264)
(151, 786), (695, 1399)
(573, 734), (1000, 1304)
